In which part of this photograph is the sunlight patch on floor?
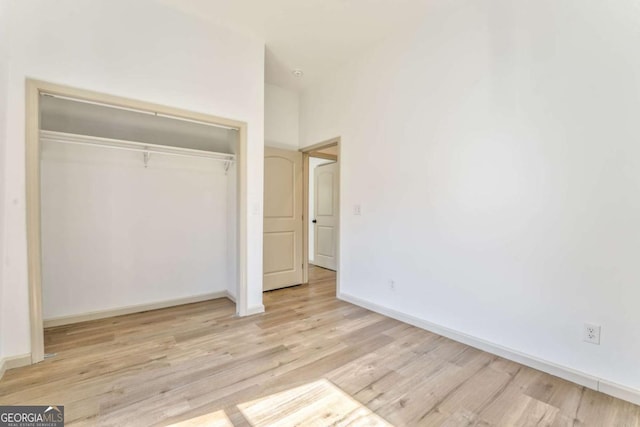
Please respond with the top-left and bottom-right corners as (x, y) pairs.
(168, 409), (234, 427)
(238, 379), (393, 426)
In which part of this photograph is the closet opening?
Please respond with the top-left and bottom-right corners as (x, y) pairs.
(26, 80), (249, 364)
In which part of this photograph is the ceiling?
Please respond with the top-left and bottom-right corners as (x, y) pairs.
(156, 0), (431, 91)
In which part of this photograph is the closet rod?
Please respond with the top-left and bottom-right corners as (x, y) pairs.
(40, 130), (236, 163)
(40, 93), (240, 131)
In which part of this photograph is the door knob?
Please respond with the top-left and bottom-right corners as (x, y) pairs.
(312, 219), (317, 223)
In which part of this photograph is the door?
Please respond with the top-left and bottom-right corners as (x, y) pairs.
(313, 162), (338, 271)
(263, 147), (303, 291)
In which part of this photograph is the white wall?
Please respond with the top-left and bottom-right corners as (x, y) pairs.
(1, 0), (265, 359)
(265, 84), (299, 149)
(0, 0), (9, 361)
(308, 157), (332, 263)
(40, 144), (231, 319)
(300, 0), (640, 393)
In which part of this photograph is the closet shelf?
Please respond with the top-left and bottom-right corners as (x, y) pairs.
(40, 130), (236, 164)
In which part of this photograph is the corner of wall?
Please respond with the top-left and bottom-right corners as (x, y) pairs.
(0, 354), (32, 381)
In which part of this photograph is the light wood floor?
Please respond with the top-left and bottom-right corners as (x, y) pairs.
(1, 266), (639, 426)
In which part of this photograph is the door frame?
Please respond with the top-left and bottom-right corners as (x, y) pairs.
(25, 79), (250, 364)
(300, 137), (340, 290)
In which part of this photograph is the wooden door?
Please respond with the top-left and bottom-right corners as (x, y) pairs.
(313, 162), (338, 271)
(263, 147), (303, 290)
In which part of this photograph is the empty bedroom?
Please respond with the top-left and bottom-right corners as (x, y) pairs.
(1, 0), (640, 426)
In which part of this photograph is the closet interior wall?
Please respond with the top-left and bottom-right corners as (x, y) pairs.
(39, 95), (238, 323)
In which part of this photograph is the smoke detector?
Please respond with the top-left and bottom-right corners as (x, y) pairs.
(292, 69), (304, 78)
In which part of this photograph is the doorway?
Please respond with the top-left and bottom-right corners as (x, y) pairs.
(301, 138), (340, 292)
(261, 138), (340, 294)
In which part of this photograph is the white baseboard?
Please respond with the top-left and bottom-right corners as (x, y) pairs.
(599, 380), (640, 406)
(44, 291), (231, 328)
(225, 291), (237, 303)
(338, 292), (640, 407)
(244, 304), (265, 316)
(0, 353), (32, 381)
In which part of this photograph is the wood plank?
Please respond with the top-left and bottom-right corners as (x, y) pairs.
(0, 266), (637, 426)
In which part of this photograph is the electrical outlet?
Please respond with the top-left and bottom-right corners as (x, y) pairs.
(389, 279), (395, 291)
(583, 323), (601, 345)
(354, 204), (362, 215)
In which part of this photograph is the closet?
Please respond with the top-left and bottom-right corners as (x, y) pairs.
(39, 94), (239, 326)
